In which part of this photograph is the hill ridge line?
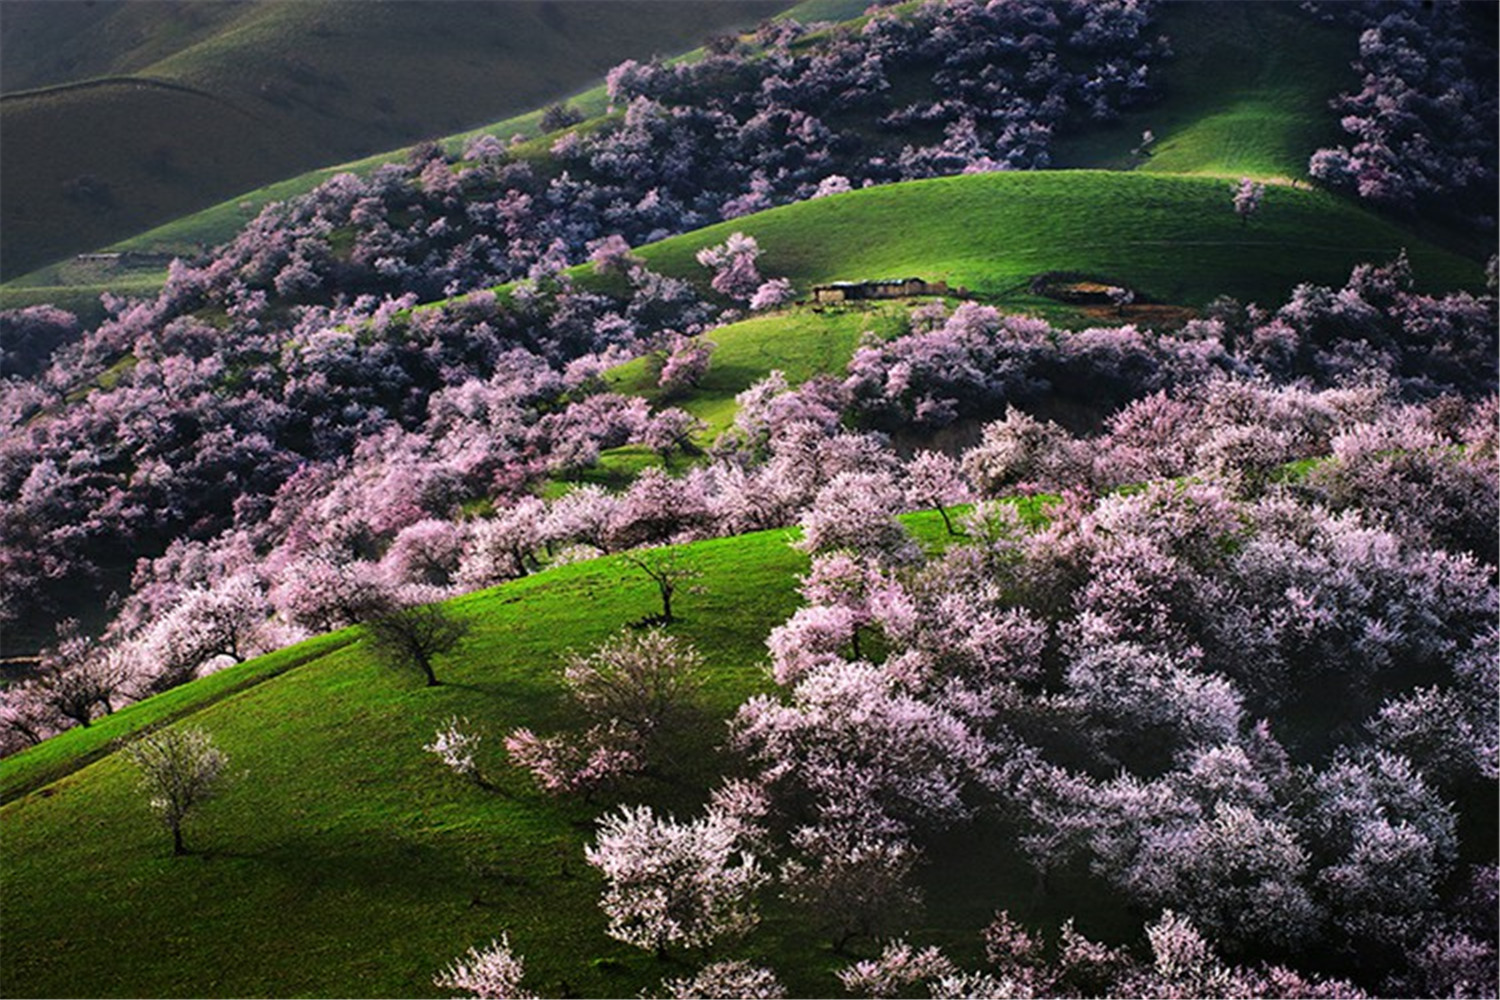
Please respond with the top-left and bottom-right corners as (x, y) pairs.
(0, 74), (260, 119)
(0, 633), (358, 805)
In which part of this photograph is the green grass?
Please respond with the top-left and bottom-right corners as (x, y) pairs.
(1053, 2), (1356, 180)
(628, 170), (1484, 309)
(0, 632), (356, 805)
(606, 304), (911, 438)
(5, 508), (1082, 999)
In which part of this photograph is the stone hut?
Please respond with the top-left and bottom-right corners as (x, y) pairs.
(811, 277), (952, 304)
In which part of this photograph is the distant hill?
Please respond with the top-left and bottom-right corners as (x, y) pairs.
(0, 0), (787, 277)
(0, 1), (247, 93)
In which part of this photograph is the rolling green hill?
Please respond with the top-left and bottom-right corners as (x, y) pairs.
(1, 507), (1096, 1000)
(627, 171), (1483, 310)
(0, 0), (787, 278)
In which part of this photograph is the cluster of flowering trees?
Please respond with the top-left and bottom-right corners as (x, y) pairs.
(354, 249), (1495, 999)
(1308, 1), (1497, 225)
(4, 253), (1493, 758)
(592, 0), (1167, 209)
(418, 278), (1494, 993)
(439, 402), (1492, 992)
(0, 244), (721, 702)
(7, 0), (1171, 658)
(561, 421), (1495, 995)
(842, 254), (1495, 434)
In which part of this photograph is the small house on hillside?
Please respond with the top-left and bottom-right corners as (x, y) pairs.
(811, 277), (956, 304)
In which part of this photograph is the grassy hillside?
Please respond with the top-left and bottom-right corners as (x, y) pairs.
(630, 171), (1484, 308)
(0, 0), (787, 278)
(1052, 2), (1357, 180)
(1, 507), (1102, 999)
(0, 2), (250, 93)
(606, 305), (911, 438)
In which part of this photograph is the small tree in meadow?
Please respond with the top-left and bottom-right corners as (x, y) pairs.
(1232, 177), (1265, 225)
(565, 628), (704, 743)
(425, 716), (487, 786)
(365, 603), (470, 687)
(621, 546), (701, 624)
(124, 726), (231, 856)
(539, 101), (584, 133)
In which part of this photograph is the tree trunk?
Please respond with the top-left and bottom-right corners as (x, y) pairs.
(936, 504), (958, 537)
(172, 824), (187, 856)
(659, 583), (674, 623)
(420, 658), (440, 686)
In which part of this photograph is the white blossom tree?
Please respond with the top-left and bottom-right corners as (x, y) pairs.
(425, 716), (486, 786)
(585, 804), (768, 957)
(654, 960), (787, 999)
(434, 934), (534, 999)
(124, 726), (231, 855)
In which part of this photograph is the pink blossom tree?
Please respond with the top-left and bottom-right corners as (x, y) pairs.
(695, 232), (763, 302)
(779, 823), (923, 951)
(653, 961), (786, 1000)
(656, 338), (715, 398)
(1232, 177), (1265, 224)
(749, 278), (796, 312)
(837, 939), (956, 998)
(504, 721), (643, 800)
(797, 471), (919, 565)
(563, 628), (704, 745)
(903, 450), (972, 536)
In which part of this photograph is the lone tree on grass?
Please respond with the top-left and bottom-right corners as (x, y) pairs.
(566, 628), (704, 744)
(621, 547), (701, 625)
(124, 726), (230, 856)
(366, 604), (470, 687)
(1232, 177), (1265, 225)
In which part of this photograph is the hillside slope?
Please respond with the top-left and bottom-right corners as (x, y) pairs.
(1052, 1), (1357, 180)
(3, 512), (1067, 999)
(0, 2), (250, 93)
(616, 171), (1484, 308)
(0, 0), (786, 277)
